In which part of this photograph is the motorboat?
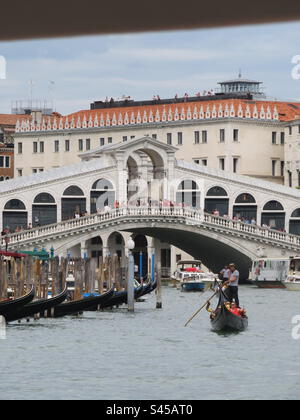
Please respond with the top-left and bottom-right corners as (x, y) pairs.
(172, 260), (217, 292)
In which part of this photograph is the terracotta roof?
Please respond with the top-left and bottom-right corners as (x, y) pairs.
(64, 99), (300, 123)
(0, 113), (31, 126)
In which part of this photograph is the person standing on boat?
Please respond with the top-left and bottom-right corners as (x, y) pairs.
(220, 265), (230, 284)
(225, 263), (240, 308)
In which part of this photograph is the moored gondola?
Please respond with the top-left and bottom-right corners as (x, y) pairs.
(101, 284), (144, 309)
(51, 287), (115, 318)
(0, 286), (35, 318)
(5, 287), (68, 323)
(210, 287), (248, 332)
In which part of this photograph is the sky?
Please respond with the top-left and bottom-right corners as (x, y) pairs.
(0, 20), (300, 115)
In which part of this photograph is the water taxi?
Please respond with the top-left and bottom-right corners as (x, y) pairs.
(172, 260), (216, 292)
(283, 256), (300, 291)
(250, 258), (289, 288)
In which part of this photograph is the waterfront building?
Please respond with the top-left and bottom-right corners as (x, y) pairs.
(13, 76), (300, 186)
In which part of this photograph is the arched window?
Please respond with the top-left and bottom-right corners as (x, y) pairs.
(4, 199), (26, 210)
(0, 176), (4, 182)
(205, 186), (228, 216)
(62, 186), (86, 221)
(233, 194), (257, 221)
(3, 200), (27, 231)
(263, 201), (284, 211)
(235, 193), (256, 203)
(289, 208), (300, 235)
(262, 201), (285, 230)
(34, 193), (56, 203)
(176, 179), (200, 208)
(206, 186), (228, 196)
(291, 209), (300, 218)
(91, 178), (115, 213)
(92, 179), (114, 191)
(33, 193), (57, 227)
(63, 186), (84, 196)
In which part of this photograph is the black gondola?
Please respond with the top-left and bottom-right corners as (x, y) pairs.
(5, 287), (68, 323)
(101, 284), (144, 309)
(51, 287), (115, 318)
(210, 288), (248, 332)
(0, 287), (35, 318)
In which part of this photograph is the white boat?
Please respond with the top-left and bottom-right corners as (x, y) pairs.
(172, 260), (217, 292)
(283, 256), (300, 291)
(284, 276), (300, 291)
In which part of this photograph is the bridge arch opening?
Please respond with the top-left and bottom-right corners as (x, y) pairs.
(62, 186), (86, 220)
(289, 208), (300, 235)
(32, 193), (57, 227)
(3, 199), (28, 231)
(205, 186), (229, 216)
(176, 179), (200, 208)
(233, 193), (257, 221)
(261, 200), (285, 230)
(91, 179), (115, 212)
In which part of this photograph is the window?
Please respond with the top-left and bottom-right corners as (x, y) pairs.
(194, 131), (200, 144)
(123, 136), (128, 142)
(233, 158), (238, 173)
(193, 159), (200, 164)
(78, 139), (83, 151)
(202, 159), (207, 166)
(40, 142), (44, 153)
(281, 161), (285, 177)
(219, 129), (225, 142)
(177, 132), (183, 145)
(100, 138), (105, 146)
(5, 156), (10, 168)
(272, 160), (277, 177)
(18, 143), (22, 154)
(289, 171), (292, 187)
(289, 126), (292, 135)
(167, 133), (172, 145)
(33, 142), (38, 153)
(65, 140), (70, 152)
(233, 129), (239, 142)
(108, 137), (113, 144)
(54, 140), (59, 153)
(152, 134), (157, 139)
(17, 169), (23, 177)
(130, 136), (135, 140)
(86, 139), (91, 150)
(219, 158), (225, 171)
(280, 132), (285, 145)
(0, 156), (3, 167)
(202, 130), (207, 143)
(298, 125), (300, 134)
(32, 168), (37, 174)
(39, 168), (44, 172)
(272, 132), (277, 144)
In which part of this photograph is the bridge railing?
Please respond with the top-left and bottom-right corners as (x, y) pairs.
(3, 207), (300, 248)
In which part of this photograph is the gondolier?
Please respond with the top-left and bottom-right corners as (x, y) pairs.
(225, 263), (240, 308)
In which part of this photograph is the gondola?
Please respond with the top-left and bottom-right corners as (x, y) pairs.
(51, 287), (115, 318)
(5, 287), (68, 323)
(101, 284), (144, 309)
(0, 286), (35, 318)
(210, 287), (248, 332)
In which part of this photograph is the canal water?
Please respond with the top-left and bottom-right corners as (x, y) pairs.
(1, 285), (299, 400)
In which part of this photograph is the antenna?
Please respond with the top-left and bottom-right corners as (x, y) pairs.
(238, 69), (242, 78)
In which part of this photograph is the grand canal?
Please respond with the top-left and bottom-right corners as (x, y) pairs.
(1, 285), (299, 400)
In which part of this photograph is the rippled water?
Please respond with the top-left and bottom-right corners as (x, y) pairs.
(1, 285), (300, 400)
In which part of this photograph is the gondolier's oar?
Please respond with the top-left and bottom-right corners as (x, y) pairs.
(184, 288), (219, 327)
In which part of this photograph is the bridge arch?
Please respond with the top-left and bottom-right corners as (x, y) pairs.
(3, 199), (28, 231)
(261, 200), (286, 230)
(32, 193), (57, 227)
(233, 192), (257, 221)
(289, 207), (300, 235)
(205, 185), (229, 216)
(91, 178), (116, 213)
(62, 185), (86, 220)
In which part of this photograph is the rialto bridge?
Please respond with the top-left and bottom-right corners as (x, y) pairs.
(2, 136), (300, 280)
